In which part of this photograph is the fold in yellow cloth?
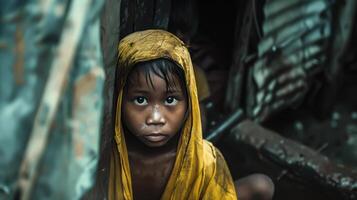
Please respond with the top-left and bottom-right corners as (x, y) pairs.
(109, 29), (237, 200)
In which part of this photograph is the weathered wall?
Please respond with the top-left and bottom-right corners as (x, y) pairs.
(0, 0), (104, 199)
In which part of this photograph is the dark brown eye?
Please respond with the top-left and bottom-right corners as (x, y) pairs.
(134, 97), (148, 106)
(165, 96), (178, 106)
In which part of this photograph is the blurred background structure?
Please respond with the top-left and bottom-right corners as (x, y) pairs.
(0, 0), (104, 199)
(1, 0), (357, 199)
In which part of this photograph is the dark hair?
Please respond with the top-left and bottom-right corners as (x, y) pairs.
(125, 58), (187, 95)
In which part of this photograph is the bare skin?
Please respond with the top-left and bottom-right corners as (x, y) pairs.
(235, 174), (275, 200)
(122, 67), (187, 200)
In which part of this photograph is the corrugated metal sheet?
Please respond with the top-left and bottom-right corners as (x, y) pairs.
(249, 0), (332, 121)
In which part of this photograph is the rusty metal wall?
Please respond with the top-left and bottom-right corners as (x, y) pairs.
(225, 0), (357, 122)
(0, 0), (104, 199)
(249, 0), (332, 121)
(222, 1), (357, 199)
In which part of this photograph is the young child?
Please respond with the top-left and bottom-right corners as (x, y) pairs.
(108, 29), (237, 199)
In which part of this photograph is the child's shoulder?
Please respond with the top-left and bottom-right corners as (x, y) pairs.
(201, 139), (226, 167)
(200, 140), (237, 199)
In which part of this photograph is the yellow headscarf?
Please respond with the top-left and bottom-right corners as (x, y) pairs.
(109, 29), (237, 200)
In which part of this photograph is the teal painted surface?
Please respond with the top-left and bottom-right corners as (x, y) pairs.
(0, 0), (104, 199)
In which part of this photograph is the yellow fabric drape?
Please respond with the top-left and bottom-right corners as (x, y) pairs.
(109, 29), (237, 200)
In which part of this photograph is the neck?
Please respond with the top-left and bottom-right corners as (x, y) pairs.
(124, 129), (180, 157)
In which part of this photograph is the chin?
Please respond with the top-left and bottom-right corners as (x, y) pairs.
(138, 137), (170, 148)
(142, 140), (168, 148)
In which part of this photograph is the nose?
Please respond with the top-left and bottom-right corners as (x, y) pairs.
(146, 105), (166, 125)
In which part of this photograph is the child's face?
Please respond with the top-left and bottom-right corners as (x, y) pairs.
(122, 68), (188, 147)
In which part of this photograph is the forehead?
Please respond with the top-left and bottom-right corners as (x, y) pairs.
(126, 67), (183, 91)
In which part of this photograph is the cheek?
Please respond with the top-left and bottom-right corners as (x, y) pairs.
(122, 103), (145, 134)
(178, 104), (188, 120)
(168, 103), (188, 129)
